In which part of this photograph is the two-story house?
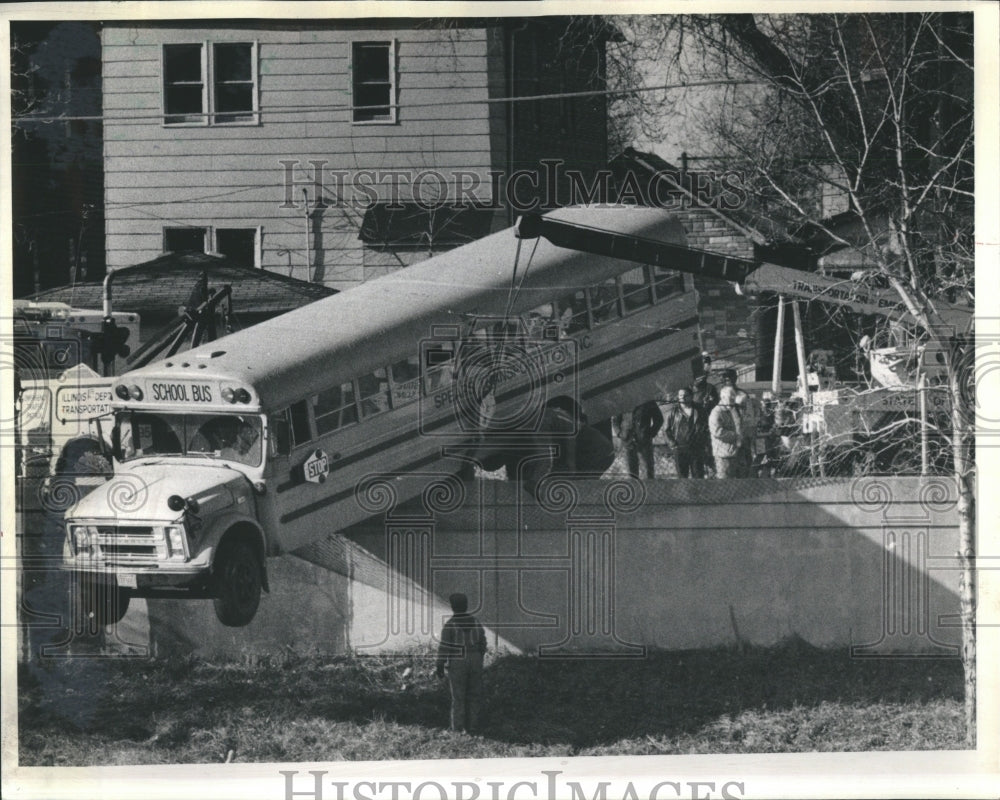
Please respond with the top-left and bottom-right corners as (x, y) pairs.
(102, 18), (614, 289)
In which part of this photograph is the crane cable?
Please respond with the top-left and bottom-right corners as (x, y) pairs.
(494, 233), (541, 380)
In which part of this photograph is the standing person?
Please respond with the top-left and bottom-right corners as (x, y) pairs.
(664, 387), (708, 478)
(692, 354), (720, 414)
(709, 386), (745, 478)
(722, 369), (759, 475)
(692, 356), (719, 476)
(436, 592), (487, 733)
(613, 400), (664, 479)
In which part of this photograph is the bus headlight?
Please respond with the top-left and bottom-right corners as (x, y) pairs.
(70, 525), (98, 556)
(164, 526), (187, 558)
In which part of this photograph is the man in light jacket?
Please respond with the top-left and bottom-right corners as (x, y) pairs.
(722, 369), (759, 475)
(709, 385), (745, 478)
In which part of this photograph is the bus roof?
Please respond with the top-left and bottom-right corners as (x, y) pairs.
(118, 206), (687, 411)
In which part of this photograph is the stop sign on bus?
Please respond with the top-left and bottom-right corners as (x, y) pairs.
(303, 449), (329, 483)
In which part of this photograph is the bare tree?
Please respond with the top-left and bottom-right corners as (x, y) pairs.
(616, 12), (976, 739)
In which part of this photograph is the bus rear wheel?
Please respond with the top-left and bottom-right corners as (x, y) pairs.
(75, 575), (131, 632)
(213, 540), (262, 627)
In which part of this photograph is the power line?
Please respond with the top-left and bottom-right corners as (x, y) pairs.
(12, 78), (758, 126)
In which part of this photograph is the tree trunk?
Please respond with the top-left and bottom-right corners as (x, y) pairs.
(951, 364), (976, 745)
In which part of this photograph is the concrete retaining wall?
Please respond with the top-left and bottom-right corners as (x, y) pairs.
(92, 476), (963, 660)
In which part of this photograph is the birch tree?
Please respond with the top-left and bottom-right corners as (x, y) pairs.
(617, 11), (976, 740)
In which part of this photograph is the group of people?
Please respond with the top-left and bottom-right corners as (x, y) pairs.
(614, 366), (762, 480)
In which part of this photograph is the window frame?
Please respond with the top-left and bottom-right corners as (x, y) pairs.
(350, 39), (398, 125)
(287, 400), (314, 450)
(161, 43), (208, 126)
(314, 380), (361, 436)
(163, 226), (209, 254)
(212, 41), (259, 125)
(162, 40), (259, 127)
(213, 226), (261, 268)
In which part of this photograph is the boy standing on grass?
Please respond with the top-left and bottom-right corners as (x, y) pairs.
(435, 593), (487, 733)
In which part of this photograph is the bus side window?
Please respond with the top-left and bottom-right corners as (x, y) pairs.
(557, 292), (589, 334)
(524, 303), (562, 340)
(589, 279), (620, 326)
(315, 382), (359, 434)
(269, 410), (292, 456)
(359, 368), (390, 418)
(289, 400), (312, 447)
(654, 267), (685, 300)
(423, 342), (455, 393)
(621, 266), (654, 312)
(389, 356), (421, 406)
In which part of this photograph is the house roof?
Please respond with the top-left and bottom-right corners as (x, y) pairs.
(26, 252), (337, 316)
(610, 147), (798, 247)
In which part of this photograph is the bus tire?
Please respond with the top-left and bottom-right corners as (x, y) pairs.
(213, 539), (262, 627)
(75, 574), (130, 632)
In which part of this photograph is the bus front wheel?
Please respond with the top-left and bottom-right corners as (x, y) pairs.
(213, 540), (262, 627)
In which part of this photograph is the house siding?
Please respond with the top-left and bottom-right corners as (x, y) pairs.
(102, 23), (499, 288)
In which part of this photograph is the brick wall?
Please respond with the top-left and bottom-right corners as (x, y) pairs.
(674, 207), (757, 371)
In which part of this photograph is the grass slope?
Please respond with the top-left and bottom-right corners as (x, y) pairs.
(18, 638), (966, 765)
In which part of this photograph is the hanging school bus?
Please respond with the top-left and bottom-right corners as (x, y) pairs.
(62, 206), (705, 627)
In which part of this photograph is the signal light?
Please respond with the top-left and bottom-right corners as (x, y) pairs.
(128, 385), (143, 401)
(115, 384), (130, 400)
(165, 526), (186, 557)
(221, 386), (251, 404)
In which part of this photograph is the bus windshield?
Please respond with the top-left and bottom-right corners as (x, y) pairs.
(114, 411), (264, 467)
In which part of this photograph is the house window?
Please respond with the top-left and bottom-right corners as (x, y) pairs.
(163, 44), (205, 124)
(213, 43), (256, 123)
(215, 228), (259, 268)
(163, 42), (258, 125)
(351, 41), (396, 123)
(164, 227), (208, 253)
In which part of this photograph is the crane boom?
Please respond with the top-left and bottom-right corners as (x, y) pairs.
(516, 213), (971, 332)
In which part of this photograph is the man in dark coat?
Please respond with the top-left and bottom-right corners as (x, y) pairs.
(664, 387), (708, 478)
(614, 400), (664, 479)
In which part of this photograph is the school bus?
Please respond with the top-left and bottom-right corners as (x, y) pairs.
(61, 205), (705, 626)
